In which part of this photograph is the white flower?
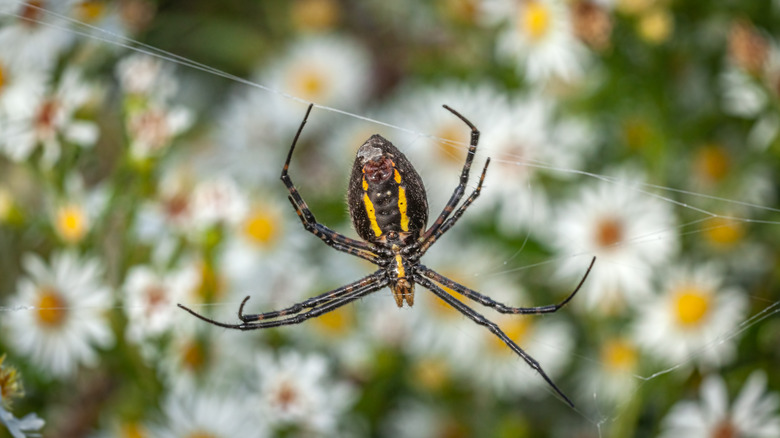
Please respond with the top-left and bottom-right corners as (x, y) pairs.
(633, 262), (748, 372)
(2, 68), (100, 166)
(47, 172), (108, 245)
(484, 0), (589, 84)
(659, 371), (780, 438)
(578, 336), (642, 405)
(115, 53), (178, 99)
(260, 34), (372, 129)
(126, 103), (193, 159)
(253, 350), (356, 435)
(551, 174), (678, 312)
(0, 0), (76, 70)
(480, 95), (593, 235)
(150, 388), (261, 438)
(0, 51), (48, 118)
(190, 176), (249, 231)
(385, 82), (506, 209)
(2, 251), (114, 378)
(122, 264), (199, 343)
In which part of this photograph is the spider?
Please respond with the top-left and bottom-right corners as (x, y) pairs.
(178, 103), (595, 407)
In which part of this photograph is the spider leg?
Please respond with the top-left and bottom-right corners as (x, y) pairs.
(280, 104), (386, 261)
(414, 274), (575, 407)
(416, 157), (490, 255)
(178, 272), (388, 330)
(419, 105), (481, 245)
(415, 257), (595, 314)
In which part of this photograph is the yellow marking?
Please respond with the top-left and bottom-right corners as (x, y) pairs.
(395, 254), (405, 277)
(393, 168), (402, 183)
(398, 186), (409, 232)
(362, 177), (382, 237)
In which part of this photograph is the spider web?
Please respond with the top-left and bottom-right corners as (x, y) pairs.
(1, 4), (779, 436)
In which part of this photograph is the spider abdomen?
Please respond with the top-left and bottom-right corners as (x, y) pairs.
(348, 135), (428, 244)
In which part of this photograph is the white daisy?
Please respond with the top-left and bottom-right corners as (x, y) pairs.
(483, 0), (589, 84)
(0, 51), (48, 118)
(480, 95), (594, 235)
(47, 172), (108, 245)
(149, 388), (261, 438)
(385, 81), (506, 208)
(134, 164), (198, 244)
(125, 102), (193, 159)
(659, 371), (780, 438)
(252, 350), (356, 435)
(189, 175), (249, 232)
(211, 88), (286, 186)
(633, 262), (748, 372)
(259, 34), (372, 129)
(2, 251), (114, 379)
(578, 336), (642, 405)
(550, 173), (678, 312)
(0, 0), (76, 70)
(122, 263), (199, 344)
(2, 68), (100, 166)
(115, 52), (178, 100)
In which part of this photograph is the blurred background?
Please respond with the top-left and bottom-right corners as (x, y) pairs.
(1, 1), (779, 437)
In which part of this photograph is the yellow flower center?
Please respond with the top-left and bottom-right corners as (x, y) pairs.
(600, 338), (638, 373)
(36, 287), (68, 328)
(186, 433), (218, 438)
(291, 69), (326, 102)
(0, 64), (5, 91)
(694, 144), (730, 184)
(291, 0), (340, 31)
(521, 1), (553, 42)
(489, 316), (532, 354)
(120, 422), (147, 438)
(181, 340), (208, 372)
(638, 8), (674, 45)
(704, 216), (744, 248)
(55, 204), (89, 244)
(673, 287), (711, 327)
(243, 209), (280, 246)
(312, 305), (353, 335)
(412, 357), (450, 391)
(435, 123), (469, 165)
(75, 1), (106, 23)
(595, 217), (624, 249)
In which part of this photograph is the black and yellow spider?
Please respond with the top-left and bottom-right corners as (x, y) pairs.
(178, 104), (595, 407)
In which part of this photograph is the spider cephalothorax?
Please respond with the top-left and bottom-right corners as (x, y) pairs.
(179, 104), (595, 407)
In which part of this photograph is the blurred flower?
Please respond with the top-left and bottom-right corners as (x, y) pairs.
(659, 371), (780, 438)
(551, 174), (678, 312)
(383, 399), (467, 438)
(571, 0), (613, 51)
(728, 19), (770, 76)
(2, 251), (114, 378)
(260, 35), (372, 128)
(484, 0), (589, 83)
(0, 51), (48, 118)
(122, 263), (199, 344)
(48, 173), (107, 245)
(190, 176), (249, 232)
(0, 0), (75, 69)
(252, 350), (356, 435)
(149, 388), (261, 438)
(115, 52), (178, 99)
(2, 68), (100, 166)
(633, 262), (747, 372)
(480, 94), (593, 234)
(69, 0), (131, 46)
(579, 336), (641, 405)
(126, 103), (193, 159)
(0, 402), (44, 438)
(386, 81), (506, 206)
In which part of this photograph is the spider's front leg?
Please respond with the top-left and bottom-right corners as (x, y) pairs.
(279, 103), (386, 262)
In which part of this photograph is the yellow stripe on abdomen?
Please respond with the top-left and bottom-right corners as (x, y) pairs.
(398, 186), (409, 232)
(362, 178), (382, 237)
